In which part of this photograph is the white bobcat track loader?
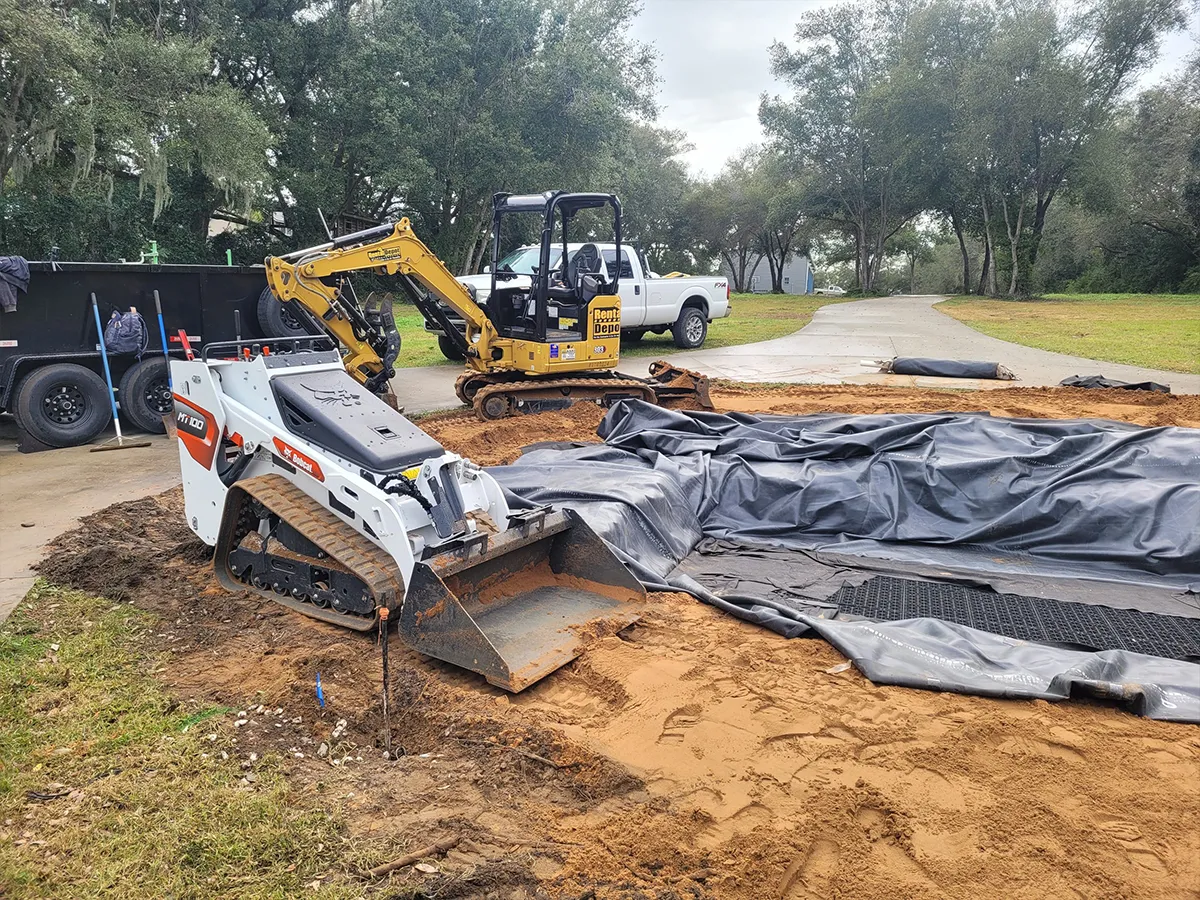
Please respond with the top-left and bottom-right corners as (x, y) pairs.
(171, 337), (644, 691)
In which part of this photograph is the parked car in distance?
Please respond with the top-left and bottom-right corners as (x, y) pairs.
(813, 285), (846, 296)
(426, 243), (731, 359)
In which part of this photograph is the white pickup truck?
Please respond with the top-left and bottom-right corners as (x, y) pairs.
(425, 242), (731, 360)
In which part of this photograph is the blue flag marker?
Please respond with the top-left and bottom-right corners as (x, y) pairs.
(315, 672), (325, 708)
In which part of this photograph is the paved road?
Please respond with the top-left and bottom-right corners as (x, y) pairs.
(664, 295), (1200, 393)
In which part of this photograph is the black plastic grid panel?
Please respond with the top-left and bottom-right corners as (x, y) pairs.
(830, 576), (1200, 662)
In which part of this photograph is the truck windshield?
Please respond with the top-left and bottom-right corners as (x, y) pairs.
(497, 246), (562, 274)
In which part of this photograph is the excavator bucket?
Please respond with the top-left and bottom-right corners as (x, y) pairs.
(647, 360), (714, 409)
(400, 508), (646, 692)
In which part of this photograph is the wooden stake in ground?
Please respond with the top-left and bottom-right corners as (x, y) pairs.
(366, 835), (461, 879)
(379, 606), (391, 756)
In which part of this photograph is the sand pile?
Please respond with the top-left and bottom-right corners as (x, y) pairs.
(30, 384), (1200, 898)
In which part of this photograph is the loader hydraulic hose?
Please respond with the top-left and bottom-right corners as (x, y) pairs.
(361, 470), (434, 514)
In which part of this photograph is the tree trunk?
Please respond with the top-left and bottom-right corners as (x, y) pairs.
(469, 220), (492, 274)
(1001, 194), (1025, 296)
(769, 230), (793, 292)
(720, 250), (743, 292)
(950, 209), (970, 294)
(857, 226), (870, 291)
(977, 241), (991, 295)
(979, 193), (997, 296)
(909, 257), (916, 293)
(1029, 190), (1055, 271)
(459, 201), (490, 274)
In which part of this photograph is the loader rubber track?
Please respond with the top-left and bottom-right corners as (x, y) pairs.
(214, 474), (403, 631)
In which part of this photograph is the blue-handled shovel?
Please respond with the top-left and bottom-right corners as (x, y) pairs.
(153, 290), (180, 438)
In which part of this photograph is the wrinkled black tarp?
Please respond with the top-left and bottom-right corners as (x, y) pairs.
(493, 402), (1200, 721)
(597, 403), (1200, 588)
(889, 357), (1014, 379)
(1060, 374), (1171, 393)
(0, 255), (30, 313)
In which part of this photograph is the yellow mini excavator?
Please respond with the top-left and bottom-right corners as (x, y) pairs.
(264, 191), (710, 419)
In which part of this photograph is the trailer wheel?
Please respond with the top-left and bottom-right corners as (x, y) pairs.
(118, 357), (171, 434)
(15, 363), (111, 448)
(257, 286), (311, 338)
(437, 334), (466, 361)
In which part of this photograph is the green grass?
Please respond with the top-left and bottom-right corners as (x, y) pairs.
(0, 583), (358, 899)
(394, 303), (452, 368)
(938, 293), (1200, 375)
(393, 292), (842, 368)
(619, 293), (844, 359)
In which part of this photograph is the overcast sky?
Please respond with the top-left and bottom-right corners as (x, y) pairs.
(630, 0), (1200, 178)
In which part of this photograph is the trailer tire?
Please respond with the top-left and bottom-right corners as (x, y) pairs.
(118, 357), (172, 434)
(672, 305), (708, 349)
(257, 286), (311, 338)
(438, 334), (466, 361)
(15, 363), (111, 448)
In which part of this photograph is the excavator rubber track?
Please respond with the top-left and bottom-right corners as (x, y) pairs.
(471, 376), (657, 420)
(455, 369), (524, 405)
(214, 474), (403, 631)
(462, 362), (714, 420)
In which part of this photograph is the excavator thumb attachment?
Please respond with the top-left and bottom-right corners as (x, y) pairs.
(647, 360), (714, 409)
(401, 508), (645, 692)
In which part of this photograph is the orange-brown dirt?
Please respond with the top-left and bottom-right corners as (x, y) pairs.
(29, 384), (1200, 898)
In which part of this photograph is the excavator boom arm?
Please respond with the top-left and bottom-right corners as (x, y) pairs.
(264, 220), (498, 383)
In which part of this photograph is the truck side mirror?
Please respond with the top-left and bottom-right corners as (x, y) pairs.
(483, 265), (491, 273)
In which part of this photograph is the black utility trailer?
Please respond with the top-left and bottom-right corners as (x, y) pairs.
(0, 262), (309, 450)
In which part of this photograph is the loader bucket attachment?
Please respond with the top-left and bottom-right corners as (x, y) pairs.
(647, 360), (713, 409)
(400, 508), (645, 692)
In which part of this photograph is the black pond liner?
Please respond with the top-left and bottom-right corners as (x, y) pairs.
(888, 357), (1015, 379)
(492, 402), (1200, 722)
(1060, 374), (1171, 393)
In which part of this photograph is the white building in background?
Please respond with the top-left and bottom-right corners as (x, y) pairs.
(721, 253), (814, 294)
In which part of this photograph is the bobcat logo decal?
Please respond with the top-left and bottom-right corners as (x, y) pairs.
(301, 384), (362, 407)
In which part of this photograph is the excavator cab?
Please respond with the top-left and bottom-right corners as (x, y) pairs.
(487, 191), (623, 348)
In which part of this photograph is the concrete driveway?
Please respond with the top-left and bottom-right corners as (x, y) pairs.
(663, 294), (1200, 393)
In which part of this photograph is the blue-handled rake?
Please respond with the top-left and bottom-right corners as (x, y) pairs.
(90, 293), (152, 452)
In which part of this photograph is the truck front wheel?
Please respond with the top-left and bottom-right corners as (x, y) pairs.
(15, 363), (111, 448)
(257, 286), (312, 338)
(672, 306), (708, 349)
(438, 334), (466, 361)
